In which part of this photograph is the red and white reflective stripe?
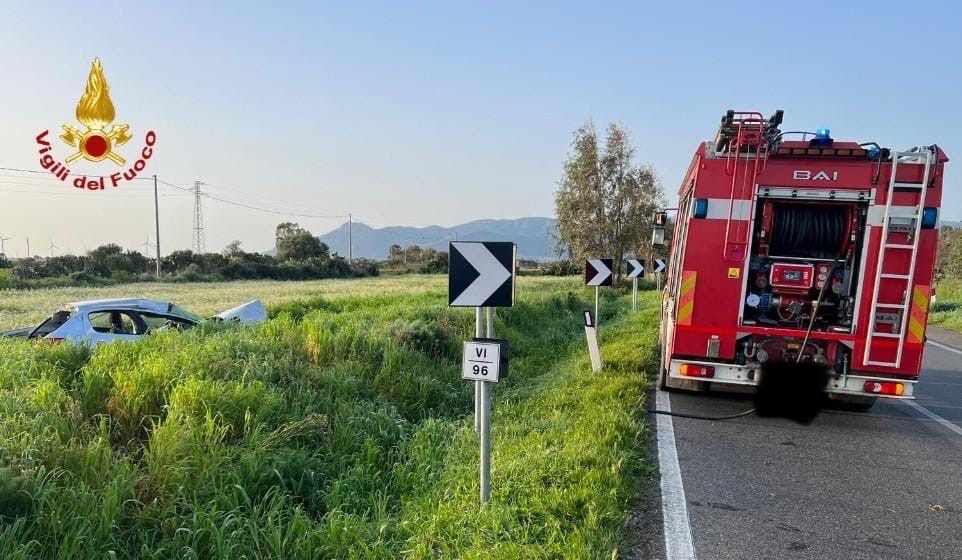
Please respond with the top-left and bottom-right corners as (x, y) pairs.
(866, 205), (920, 226)
(704, 199), (751, 220)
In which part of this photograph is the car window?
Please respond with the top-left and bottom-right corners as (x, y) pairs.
(168, 304), (203, 324)
(89, 311), (140, 335)
(30, 309), (74, 338)
(137, 312), (197, 333)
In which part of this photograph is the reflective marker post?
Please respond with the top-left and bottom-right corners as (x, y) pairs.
(584, 309), (602, 372)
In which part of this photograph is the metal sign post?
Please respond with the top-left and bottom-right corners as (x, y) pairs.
(474, 307), (483, 431)
(449, 241), (516, 505)
(482, 307), (495, 503)
(595, 285), (600, 324)
(462, 333), (507, 505)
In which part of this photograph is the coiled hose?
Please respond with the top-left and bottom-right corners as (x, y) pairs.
(770, 205), (848, 259)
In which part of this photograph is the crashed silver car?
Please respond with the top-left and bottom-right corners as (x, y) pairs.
(1, 298), (267, 345)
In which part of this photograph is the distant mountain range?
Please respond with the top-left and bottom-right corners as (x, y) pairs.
(314, 217), (558, 260)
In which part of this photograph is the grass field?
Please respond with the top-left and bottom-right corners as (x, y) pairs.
(932, 278), (962, 333)
(0, 276), (447, 332)
(0, 275), (656, 559)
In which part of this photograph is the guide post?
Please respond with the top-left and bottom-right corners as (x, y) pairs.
(626, 259), (645, 312)
(448, 241), (516, 504)
(585, 258), (613, 325)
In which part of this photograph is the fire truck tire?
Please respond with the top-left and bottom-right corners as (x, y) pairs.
(827, 394), (877, 412)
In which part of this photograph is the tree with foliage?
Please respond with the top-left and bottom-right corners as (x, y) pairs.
(945, 230), (962, 278)
(554, 121), (664, 282)
(388, 244), (404, 263)
(404, 244), (423, 264)
(937, 226), (961, 275)
(223, 240), (244, 258)
(275, 223), (329, 262)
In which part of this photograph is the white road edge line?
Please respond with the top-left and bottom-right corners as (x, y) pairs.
(656, 389), (697, 560)
(927, 339), (962, 357)
(904, 399), (962, 437)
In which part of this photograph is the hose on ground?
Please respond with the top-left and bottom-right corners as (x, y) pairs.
(645, 407), (757, 421)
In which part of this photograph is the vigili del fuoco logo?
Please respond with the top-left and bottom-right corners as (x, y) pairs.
(35, 57), (156, 190)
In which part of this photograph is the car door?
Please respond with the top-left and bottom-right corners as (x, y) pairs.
(135, 311), (198, 334)
(85, 310), (144, 344)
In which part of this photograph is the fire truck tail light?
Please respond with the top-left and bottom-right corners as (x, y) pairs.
(680, 364), (715, 378)
(864, 381), (904, 396)
(693, 198), (709, 219)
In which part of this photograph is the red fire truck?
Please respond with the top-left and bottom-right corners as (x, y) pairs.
(660, 110), (949, 409)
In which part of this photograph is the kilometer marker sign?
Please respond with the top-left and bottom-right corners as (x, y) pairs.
(462, 340), (502, 383)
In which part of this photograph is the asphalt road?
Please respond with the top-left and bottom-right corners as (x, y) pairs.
(658, 338), (962, 560)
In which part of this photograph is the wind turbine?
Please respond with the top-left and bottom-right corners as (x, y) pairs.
(49, 239), (59, 258)
(0, 236), (11, 256)
(141, 235), (156, 273)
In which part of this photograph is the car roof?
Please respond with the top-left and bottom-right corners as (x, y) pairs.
(66, 298), (175, 315)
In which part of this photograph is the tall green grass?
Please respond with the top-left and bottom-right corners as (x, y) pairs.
(0, 277), (655, 558)
(931, 278), (962, 333)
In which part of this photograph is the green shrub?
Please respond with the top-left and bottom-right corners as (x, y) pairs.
(389, 317), (454, 359)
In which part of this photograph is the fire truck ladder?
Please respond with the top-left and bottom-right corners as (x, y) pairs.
(723, 113), (769, 262)
(863, 148), (934, 368)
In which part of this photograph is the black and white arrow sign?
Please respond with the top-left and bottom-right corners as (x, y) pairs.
(626, 259), (645, 279)
(448, 241), (516, 307)
(653, 259), (666, 274)
(585, 258), (613, 286)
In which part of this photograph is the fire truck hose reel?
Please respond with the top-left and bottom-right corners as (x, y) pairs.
(770, 205), (848, 258)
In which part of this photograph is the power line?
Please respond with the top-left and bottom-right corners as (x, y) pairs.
(1, 167), (348, 220)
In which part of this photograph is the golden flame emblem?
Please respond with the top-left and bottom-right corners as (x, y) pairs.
(59, 58), (131, 165)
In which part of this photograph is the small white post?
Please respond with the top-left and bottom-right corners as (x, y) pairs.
(632, 277), (638, 312)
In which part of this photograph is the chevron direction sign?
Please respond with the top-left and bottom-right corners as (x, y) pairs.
(448, 241), (516, 307)
(626, 259), (645, 279)
(585, 258), (613, 286)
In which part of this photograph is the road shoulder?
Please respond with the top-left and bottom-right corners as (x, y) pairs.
(927, 325), (962, 350)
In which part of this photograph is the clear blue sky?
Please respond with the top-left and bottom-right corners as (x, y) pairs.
(1, 1), (959, 256)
